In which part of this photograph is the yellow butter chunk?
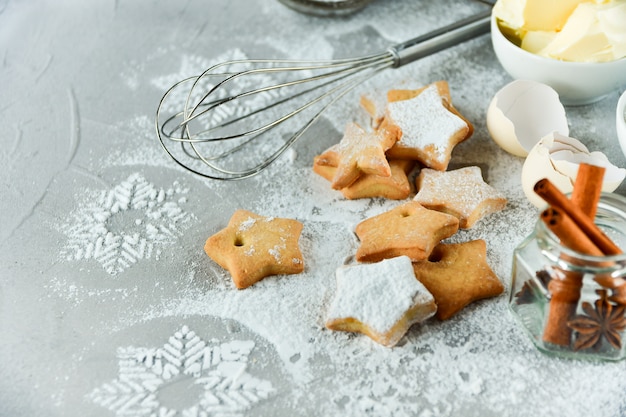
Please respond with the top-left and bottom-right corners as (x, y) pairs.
(597, 2), (626, 58)
(537, 2), (626, 62)
(494, 0), (588, 32)
(495, 0), (626, 62)
(521, 31), (557, 54)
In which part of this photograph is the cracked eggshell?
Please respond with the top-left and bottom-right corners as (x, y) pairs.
(487, 80), (569, 157)
(522, 132), (626, 208)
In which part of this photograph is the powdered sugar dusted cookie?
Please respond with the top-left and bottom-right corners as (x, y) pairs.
(313, 148), (415, 200)
(383, 81), (472, 171)
(312, 144), (340, 181)
(326, 256), (437, 347)
(355, 201), (459, 263)
(388, 80), (474, 138)
(414, 166), (507, 228)
(360, 89), (387, 129)
(204, 210), (304, 289)
(341, 159), (415, 200)
(328, 122), (397, 190)
(412, 240), (504, 320)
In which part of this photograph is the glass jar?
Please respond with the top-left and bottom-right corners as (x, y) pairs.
(510, 193), (626, 361)
(277, 0), (375, 16)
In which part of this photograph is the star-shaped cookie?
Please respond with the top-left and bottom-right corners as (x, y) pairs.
(327, 122), (397, 190)
(386, 80), (474, 138)
(414, 166), (507, 228)
(313, 146), (415, 200)
(382, 81), (472, 171)
(360, 88), (387, 129)
(355, 201), (459, 263)
(204, 209), (304, 289)
(312, 144), (340, 180)
(326, 256), (437, 347)
(412, 239), (504, 320)
(341, 159), (415, 200)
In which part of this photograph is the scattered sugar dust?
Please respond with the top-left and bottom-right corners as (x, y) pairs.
(63, 12), (626, 416)
(108, 130), (626, 416)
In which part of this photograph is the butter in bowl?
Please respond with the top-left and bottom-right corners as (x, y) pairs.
(490, 0), (626, 105)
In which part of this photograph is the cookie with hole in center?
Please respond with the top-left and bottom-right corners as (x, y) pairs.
(355, 201), (459, 263)
(412, 239), (504, 320)
(204, 210), (304, 289)
(414, 166), (507, 229)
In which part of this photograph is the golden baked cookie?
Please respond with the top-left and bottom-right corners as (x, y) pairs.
(312, 144), (340, 181)
(360, 89), (387, 129)
(412, 239), (504, 320)
(204, 210), (304, 289)
(382, 81), (472, 171)
(414, 166), (507, 228)
(341, 159), (415, 200)
(328, 122), (397, 190)
(326, 256), (437, 347)
(355, 201), (459, 263)
(313, 147), (415, 200)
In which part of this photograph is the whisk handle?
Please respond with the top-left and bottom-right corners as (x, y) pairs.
(388, 8), (492, 68)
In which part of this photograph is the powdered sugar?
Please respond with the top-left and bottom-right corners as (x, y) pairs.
(89, 325), (275, 416)
(327, 256), (435, 336)
(239, 216), (257, 231)
(6, 1), (626, 415)
(69, 62), (626, 417)
(387, 84), (469, 164)
(59, 173), (194, 275)
(415, 166), (507, 228)
(268, 238), (287, 262)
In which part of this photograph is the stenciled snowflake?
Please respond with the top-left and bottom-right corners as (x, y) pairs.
(61, 173), (194, 275)
(89, 326), (275, 417)
(151, 48), (282, 125)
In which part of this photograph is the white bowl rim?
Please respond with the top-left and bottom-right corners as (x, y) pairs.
(617, 90), (626, 135)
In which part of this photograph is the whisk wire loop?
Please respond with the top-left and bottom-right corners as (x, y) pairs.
(185, 56), (393, 178)
(182, 52), (394, 139)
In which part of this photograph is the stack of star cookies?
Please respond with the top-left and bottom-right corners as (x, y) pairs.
(314, 80), (473, 200)
(319, 81), (508, 346)
(325, 199), (505, 346)
(314, 80), (507, 228)
(202, 81), (509, 350)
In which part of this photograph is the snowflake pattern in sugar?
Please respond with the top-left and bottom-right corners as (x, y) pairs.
(89, 326), (274, 417)
(61, 173), (194, 275)
(152, 49), (283, 129)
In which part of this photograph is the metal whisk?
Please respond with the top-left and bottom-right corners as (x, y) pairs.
(156, 8), (491, 180)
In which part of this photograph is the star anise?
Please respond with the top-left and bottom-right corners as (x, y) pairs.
(515, 270), (552, 305)
(595, 275), (626, 306)
(515, 282), (536, 305)
(567, 290), (626, 351)
(536, 270), (552, 287)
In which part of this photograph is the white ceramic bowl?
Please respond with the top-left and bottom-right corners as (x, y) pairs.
(491, 14), (626, 106)
(617, 90), (626, 159)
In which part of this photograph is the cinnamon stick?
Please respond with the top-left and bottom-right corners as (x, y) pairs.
(541, 208), (603, 257)
(571, 163), (605, 219)
(538, 165), (612, 346)
(572, 164), (626, 307)
(534, 178), (622, 256)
